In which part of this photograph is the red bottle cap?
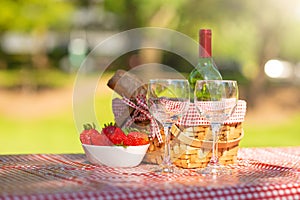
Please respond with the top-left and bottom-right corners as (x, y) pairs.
(199, 29), (212, 57)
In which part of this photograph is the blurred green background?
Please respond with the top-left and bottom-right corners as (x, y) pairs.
(0, 0), (299, 154)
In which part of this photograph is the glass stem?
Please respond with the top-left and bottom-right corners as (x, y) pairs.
(210, 123), (222, 165)
(162, 124), (172, 169)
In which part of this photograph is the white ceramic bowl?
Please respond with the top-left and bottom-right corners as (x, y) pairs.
(82, 144), (150, 167)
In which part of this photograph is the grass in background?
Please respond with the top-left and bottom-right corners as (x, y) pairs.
(0, 88), (116, 154)
(0, 114), (82, 154)
(0, 70), (299, 154)
(241, 114), (300, 147)
(0, 70), (116, 154)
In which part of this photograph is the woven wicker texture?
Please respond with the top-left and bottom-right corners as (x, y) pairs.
(112, 98), (247, 169)
(144, 123), (243, 168)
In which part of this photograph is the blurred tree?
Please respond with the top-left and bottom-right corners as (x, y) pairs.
(104, 0), (184, 29)
(104, 0), (185, 65)
(1, 0), (298, 100)
(0, 0), (75, 90)
(0, 0), (74, 68)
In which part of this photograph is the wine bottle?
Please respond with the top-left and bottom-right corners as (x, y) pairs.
(188, 29), (222, 100)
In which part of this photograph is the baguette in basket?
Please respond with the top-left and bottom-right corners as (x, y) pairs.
(107, 70), (150, 128)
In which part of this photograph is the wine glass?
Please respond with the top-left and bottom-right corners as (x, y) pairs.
(194, 80), (238, 175)
(147, 79), (190, 173)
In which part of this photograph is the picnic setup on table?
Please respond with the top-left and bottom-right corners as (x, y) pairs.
(1, 29), (300, 200)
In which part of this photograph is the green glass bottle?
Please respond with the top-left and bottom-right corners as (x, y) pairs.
(189, 29), (222, 101)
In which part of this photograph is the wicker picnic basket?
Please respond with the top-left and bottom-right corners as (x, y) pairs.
(143, 101), (246, 169)
(108, 70), (247, 169)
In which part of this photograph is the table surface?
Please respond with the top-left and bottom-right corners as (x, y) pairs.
(1, 147), (300, 200)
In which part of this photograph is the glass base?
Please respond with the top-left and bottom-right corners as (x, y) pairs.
(160, 164), (175, 173)
(151, 164), (183, 174)
(198, 163), (232, 176)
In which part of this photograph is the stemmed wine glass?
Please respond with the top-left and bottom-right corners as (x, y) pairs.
(147, 79), (190, 173)
(194, 80), (238, 175)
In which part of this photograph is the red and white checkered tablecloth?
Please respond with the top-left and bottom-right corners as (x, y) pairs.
(0, 147), (300, 200)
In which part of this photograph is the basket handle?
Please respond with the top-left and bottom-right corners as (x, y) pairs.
(171, 124), (244, 149)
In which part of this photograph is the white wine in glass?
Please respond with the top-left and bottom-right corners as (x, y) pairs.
(147, 79), (190, 173)
(194, 80), (238, 175)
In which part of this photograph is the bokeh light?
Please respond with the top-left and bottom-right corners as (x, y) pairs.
(264, 59), (293, 79)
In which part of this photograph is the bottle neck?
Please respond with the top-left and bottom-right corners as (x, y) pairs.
(196, 57), (214, 68)
(200, 48), (211, 58)
(199, 29), (212, 58)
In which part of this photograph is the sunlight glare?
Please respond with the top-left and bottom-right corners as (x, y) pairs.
(264, 59), (293, 79)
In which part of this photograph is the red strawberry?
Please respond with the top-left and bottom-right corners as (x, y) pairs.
(91, 134), (111, 146)
(101, 123), (116, 139)
(124, 131), (149, 146)
(109, 127), (127, 145)
(80, 123), (100, 145)
(80, 133), (91, 145)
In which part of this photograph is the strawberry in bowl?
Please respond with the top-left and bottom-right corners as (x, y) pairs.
(80, 123), (150, 167)
(80, 123), (112, 146)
